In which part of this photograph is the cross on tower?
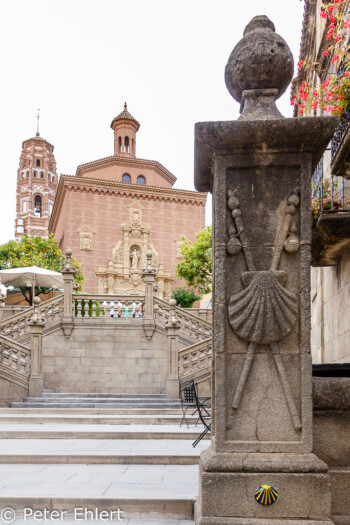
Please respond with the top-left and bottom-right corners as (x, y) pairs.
(36, 109), (40, 137)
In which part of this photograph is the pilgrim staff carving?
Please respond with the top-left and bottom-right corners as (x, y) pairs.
(227, 187), (302, 431)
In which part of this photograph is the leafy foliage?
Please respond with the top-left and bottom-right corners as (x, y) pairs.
(176, 226), (212, 296)
(171, 287), (200, 308)
(0, 234), (84, 303)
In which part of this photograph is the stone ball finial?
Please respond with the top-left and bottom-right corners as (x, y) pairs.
(146, 250), (153, 258)
(33, 296), (41, 305)
(169, 299), (177, 307)
(225, 15), (294, 104)
(66, 249), (72, 257)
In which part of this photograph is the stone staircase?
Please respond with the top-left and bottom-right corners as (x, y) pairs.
(0, 393), (209, 523)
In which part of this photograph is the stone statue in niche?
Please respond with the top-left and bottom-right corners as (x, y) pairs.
(226, 186), (301, 430)
(130, 247), (140, 270)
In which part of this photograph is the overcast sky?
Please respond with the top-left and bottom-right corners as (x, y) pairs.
(0, 0), (305, 245)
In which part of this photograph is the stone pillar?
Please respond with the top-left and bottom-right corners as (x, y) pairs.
(28, 297), (46, 397)
(165, 299), (181, 398)
(61, 249), (76, 338)
(194, 16), (338, 524)
(0, 278), (7, 329)
(141, 250), (157, 340)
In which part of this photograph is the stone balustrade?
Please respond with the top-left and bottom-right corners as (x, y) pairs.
(0, 335), (30, 387)
(0, 295), (63, 342)
(73, 294), (145, 318)
(178, 337), (212, 384)
(154, 297), (212, 344)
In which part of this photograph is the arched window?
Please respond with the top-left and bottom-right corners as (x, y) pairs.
(34, 195), (42, 218)
(118, 137), (122, 153)
(124, 136), (129, 153)
(122, 173), (131, 183)
(137, 175), (146, 185)
(33, 171), (37, 178)
(36, 159), (40, 167)
(40, 172), (44, 178)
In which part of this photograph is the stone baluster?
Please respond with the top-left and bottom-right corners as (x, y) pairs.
(0, 277), (7, 332)
(141, 250), (157, 340)
(165, 299), (181, 399)
(61, 249), (76, 337)
(194, 15), (338, 524)
(28, 297), (46, 397)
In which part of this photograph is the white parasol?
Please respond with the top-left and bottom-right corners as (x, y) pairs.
(0, 266), (64, 305)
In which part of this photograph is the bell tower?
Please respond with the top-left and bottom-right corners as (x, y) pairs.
(15, 128), (58, 240)
(110, 102), (140, 158)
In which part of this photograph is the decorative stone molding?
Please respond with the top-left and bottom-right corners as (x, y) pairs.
(77, 225), (96, 251)
(96, 203), (173, 297)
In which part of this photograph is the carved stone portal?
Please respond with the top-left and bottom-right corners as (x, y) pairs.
(96, 201), (173, 298)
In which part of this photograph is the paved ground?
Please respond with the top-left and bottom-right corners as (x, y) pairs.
(0, 423), (198, 433)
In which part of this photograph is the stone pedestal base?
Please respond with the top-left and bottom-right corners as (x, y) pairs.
(196, 449), (334, 524)
(29, 376), (43, 397)
(166, 377), (179, 399)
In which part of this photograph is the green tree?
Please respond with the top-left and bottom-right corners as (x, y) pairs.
(0, 234), (84, 304)
(171, 287), (200, 308)
(176, 226), (212, 296)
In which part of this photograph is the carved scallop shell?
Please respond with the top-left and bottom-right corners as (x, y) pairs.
(228, 270), (297, 345)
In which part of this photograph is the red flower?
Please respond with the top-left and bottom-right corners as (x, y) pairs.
(332, 54), (340, 64)
(323, 49), (330, 57)
(335, 35), (342, 42)
(297, 59), (304, 69)
(326, 33), (332, 40)
(313, 90), (319, 96)
(320, 10), (327, 18)
(344, 72), (350, 77)
(329, 6), (334, 12)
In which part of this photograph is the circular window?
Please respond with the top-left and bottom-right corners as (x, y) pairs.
(137, 175), (146, 185)
(122, 173), (131, 183)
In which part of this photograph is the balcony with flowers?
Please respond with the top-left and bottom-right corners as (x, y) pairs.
(292, 0), (350, 265)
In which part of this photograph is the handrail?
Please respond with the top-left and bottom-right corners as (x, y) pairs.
(178, 336), (212, 383)
(154, 297), (212, 328)
(0, 294), (63, 341)
(0, 335), (30, 355)
(1, 294), (63, 329)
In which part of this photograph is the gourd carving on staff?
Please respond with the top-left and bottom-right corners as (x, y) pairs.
(226, 187), (301, 431)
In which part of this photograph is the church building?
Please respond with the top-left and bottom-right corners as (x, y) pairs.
(48, 105), (207, 296)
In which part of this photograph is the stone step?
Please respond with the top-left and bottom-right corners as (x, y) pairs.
(42, 393), (169, 398)
(0, 438), (207, 464)
(0, 407), (185, 415)
(23, 397), (180, 403)
(0, 414), (194, 424)
(0, 423), (208, 440)
(15, 513), (195, 525)
(10, 402), (182, 409)
(0, 463), (198, 519)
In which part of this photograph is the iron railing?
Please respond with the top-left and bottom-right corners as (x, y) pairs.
(312, 157), (350, 220)
(331, 105), (350, 162)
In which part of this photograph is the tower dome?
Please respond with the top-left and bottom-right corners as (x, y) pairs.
(110, 103), (140, 157)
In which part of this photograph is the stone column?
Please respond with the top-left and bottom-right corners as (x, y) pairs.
(141, 250), (157, 340)
(194, 16), (338, 524)
(61, 249), (76, 338)
(165, 299), (181, 398)
(28, 297), (46, 397)
(0, 278), (7, 329)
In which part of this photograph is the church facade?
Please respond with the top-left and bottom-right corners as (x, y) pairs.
(49, 105), (207, 296)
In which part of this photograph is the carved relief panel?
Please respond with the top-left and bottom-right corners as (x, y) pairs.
(77, 226), (96, 251)
(213, 153), (310, 454)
